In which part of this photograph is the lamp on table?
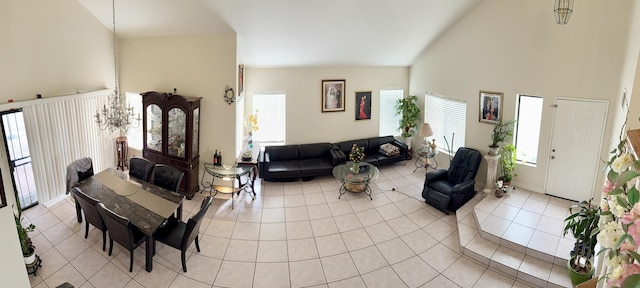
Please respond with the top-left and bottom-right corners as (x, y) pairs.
(419, 123), (435, 166)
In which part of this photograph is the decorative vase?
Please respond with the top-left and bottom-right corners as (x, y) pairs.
(488, 145), (500, 156)
(351, 162), (360, 173)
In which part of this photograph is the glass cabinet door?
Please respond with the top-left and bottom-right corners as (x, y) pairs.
(193, 107), (200, 158)
(167, 107), (186, 158)
(146, 104), (162, 152)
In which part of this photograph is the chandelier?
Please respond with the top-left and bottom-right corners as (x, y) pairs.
(95, 0), (140, 134)
(554, 0), (574, 25)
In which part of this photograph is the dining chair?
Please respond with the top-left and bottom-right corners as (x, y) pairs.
(153, 196), (213, 272)
(129, 157), (155, 182)
(152, 164), (184, 192)
(72, 187), (107, 251)
(65, 157), (94, 223)
(96, 203), (146, 272)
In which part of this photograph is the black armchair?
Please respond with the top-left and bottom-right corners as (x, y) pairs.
(422, 147), (482, 214)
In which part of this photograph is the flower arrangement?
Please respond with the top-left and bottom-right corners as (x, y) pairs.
(245, 111), (259, 134)
(598, 116), (640, 288)
(349, 144), (365, 163)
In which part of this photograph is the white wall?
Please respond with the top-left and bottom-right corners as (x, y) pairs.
(119, 34), (237, 166)
(410, 0), (633, 193)
(0, 0), (114, 210)
(246, 66), (409, 144)
(0, 208), (30, 288)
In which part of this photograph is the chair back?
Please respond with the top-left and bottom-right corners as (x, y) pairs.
(66, 157), (94, 194)
(446, 147), (482, 184)
(73, 187), (105, 230)
(153, 164), (184, 192)
(182, 196), (213, 250)
(96, 203), (135, 249)
(129, 157), (154, 182)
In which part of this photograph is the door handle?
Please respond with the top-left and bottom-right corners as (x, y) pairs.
(551, 156), (555, 159)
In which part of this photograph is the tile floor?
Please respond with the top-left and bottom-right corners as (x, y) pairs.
(23, 162), (539, 288)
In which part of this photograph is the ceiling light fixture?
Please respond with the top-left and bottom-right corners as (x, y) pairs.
(554, 0), (574, 25)
(95, 0), (140, 134)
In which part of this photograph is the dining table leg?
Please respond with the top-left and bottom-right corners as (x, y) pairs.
(145, 235), (153, 272)
(176, 203), (183, 220)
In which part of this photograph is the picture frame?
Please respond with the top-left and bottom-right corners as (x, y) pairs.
(238, 64), (245, 96)
(355, 91), (371, 120)
(322, 79), (346, 112)
(479, 90), (503, 124)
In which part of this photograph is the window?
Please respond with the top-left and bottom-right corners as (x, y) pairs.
(252, 92), (286, 145)
(515, 95), (543, 165)
(379, 89), (403, 136)
(125, 92), (143, 150)
(425, 93), (466, 154)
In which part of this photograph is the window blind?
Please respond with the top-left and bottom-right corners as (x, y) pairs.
(425, 93), (467, 155)
(252, 92), (286, 145)
(379, 89), (403, 137)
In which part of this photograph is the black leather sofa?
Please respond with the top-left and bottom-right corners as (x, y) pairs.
(258, 136), (408, 181)
(333, 136), (409, 166)
(259, 143), (338, 181)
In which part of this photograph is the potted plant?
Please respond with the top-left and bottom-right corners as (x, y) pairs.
(489, 120), (515, 155)
(562, 198), (600, 286)
(395, 95), (421, 147)
(499, 143), (517, 185)
(14, 204), (36, 265)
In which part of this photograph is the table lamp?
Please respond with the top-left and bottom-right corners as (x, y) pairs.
(419, 123), (434, 152)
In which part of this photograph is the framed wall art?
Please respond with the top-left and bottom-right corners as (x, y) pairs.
(322, 79), (345, 112)
(238, 64), (245, 96)
(479, 90), (503, 124)
(355, 91), (371, 120)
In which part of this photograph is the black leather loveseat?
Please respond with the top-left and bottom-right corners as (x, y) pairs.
(259, 143), (338, 181)
(258, 136), (408, 181)
(333, 135), (409, 166)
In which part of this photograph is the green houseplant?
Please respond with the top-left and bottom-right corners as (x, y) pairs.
(395, 95), (421, 141)
(499, 143), (517, 183)
(562, 199), (600, 286)
(489, 120), (515, 155)
(14, 203), (36, 264)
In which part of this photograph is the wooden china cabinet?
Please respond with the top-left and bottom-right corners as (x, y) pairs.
(142, 90), (202, 199)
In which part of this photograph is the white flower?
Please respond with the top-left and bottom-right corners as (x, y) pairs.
(598, 220), (624, 249)
(609, 199), (627, 219)
(611, 153), (633, 173)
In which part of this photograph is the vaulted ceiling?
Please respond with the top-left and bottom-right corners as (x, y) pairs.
(77, 0), (482, 67)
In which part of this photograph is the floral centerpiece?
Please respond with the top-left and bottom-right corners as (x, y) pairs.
(598, 116), (640, 288)
(242, 111), (258, 160)
(349, 144), (365, 172)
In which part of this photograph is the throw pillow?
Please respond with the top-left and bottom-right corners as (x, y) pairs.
(379, 143), (400, 157)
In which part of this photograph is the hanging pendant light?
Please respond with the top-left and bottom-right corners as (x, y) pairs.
(554, 0), (574, 25)
(95, 0), (140, 134)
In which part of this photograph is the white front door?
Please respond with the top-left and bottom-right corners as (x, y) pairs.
(545, 98), (608, 201)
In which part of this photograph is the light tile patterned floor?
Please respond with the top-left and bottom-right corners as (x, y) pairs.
(24, 162), (538, 288)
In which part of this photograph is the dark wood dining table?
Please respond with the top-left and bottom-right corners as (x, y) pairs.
(74, 168), (185, 272)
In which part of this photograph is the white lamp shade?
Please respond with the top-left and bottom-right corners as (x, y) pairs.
(419, 123), (433, 137)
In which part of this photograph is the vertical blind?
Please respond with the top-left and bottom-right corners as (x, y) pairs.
(425, 93), (467, 154)
(22, 90), (114, 204)
(252, 92), (286, 145)
(379, 89), (403, 137)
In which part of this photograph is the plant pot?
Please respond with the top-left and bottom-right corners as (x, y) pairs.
(567, 257), (594, 287)
(23, 246), (36, 265)
(488, 145), (500, 156)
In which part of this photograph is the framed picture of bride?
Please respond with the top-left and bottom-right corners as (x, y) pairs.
(355, 91), (371, 120)
(322, 79), (345, 112)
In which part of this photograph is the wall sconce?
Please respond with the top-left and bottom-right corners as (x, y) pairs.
(554, 0), (574, 25)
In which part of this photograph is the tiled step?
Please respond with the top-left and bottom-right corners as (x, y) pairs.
(454, 190), (575, 288)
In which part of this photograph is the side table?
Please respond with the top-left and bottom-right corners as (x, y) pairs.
(413, 147), (438, 172)
(116, 136), (128, 171)
(26, 255), (42, 276)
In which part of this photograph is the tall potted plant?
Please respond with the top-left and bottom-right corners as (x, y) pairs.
(395, 95), (420, 148)
(499, 143), (517, 185)
(14, 202), (36, 265)
(562, 199), (599, 286)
